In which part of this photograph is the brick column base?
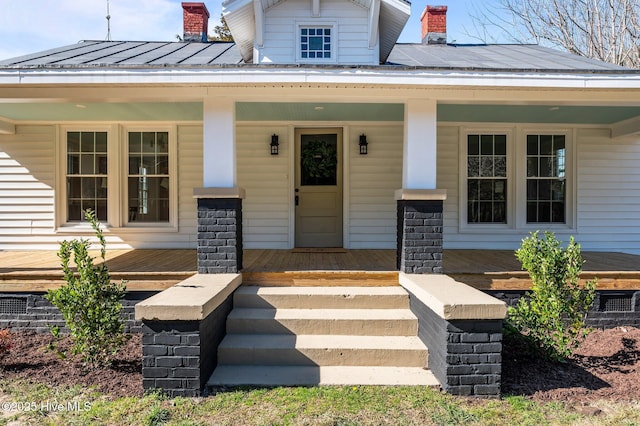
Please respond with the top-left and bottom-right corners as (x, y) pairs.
(141, 294), (233, 397)
(396, 189), (446, 274)
(194, 188), (245, 274)
(408, 293), (503, 397)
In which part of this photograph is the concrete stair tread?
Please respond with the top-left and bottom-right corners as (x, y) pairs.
(219, 334), (428, 350)
(233, 286), (410, 309)
(208, 365), (440, 387)
(227, 308), (417, 320)
(235, 286), (409, 296)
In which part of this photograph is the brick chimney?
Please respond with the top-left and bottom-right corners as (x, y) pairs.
(182, 2), (210, 42)
(420, 5), (447, 45)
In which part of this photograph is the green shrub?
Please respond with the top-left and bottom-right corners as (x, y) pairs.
(508, 231), (596, 360)
(46, 209), (127, 368)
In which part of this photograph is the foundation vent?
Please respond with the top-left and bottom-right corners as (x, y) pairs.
(0, 297), (27, 315)
(599, 294), (633, 312)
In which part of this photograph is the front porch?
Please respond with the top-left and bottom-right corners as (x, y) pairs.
(1, 249), (640, 291)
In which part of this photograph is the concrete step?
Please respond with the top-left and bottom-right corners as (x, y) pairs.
(208, 365), (440, 387)
(226, 308), (418, 336)
(218, 334), (428, 367)
(233, 286), (410, 309)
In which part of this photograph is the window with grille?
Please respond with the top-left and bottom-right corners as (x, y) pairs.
(127, 131), (170, 223)
(467, 134), (507, 224)
(526, 134), (566, 223)
(300, 26), (332, 60)
(66, 131), (108, 221)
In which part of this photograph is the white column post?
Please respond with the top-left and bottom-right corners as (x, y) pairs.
(403, 99), (437, 189)
(203, 97), (236, 187)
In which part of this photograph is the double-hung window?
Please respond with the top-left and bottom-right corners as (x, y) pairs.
(466, 134), (508, 224)
(526, 134), (567, 224)
(59, 126), (176, 229)
(461, 127), (572, 231)
(127, 131), (170, 223)
(65, 131), (108, 222)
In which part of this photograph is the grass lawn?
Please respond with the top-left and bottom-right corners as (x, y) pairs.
(1, 380), (639, 426)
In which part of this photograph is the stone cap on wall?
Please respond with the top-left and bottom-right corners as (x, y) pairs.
(193, 187), (246, 199)
(399, 272), (507, 320)
(395, 189), (447, 201)
(135, 273), (242, 321)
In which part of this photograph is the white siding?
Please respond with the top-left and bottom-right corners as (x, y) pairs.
(348, 125), (403, 248)
(0, 124), (202, 250)
(237, 125), (291, 248)
(259, 0), (376, 65)
(438, 124), (640, 254)
(0, 125), (56, 241)
(575, 128), (640, 252)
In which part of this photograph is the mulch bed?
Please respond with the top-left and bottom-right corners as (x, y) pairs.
(0, 326), (639, 403)
(0, 332), (142, 397)
(502, 326), (640, 403)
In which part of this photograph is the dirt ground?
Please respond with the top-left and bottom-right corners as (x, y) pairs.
(502, 326), (640, 403)
(0, 327), (639, 403)
(0, 332), (142, 397)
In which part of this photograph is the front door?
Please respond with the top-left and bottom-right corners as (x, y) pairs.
(295, 128), (343, 247)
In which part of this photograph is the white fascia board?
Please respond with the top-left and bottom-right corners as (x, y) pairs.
(2, 68), (640, 90)
(368, 0), (380, 49)
(222, 0), (253, 14)
(381, 0), (410, 15)
(253, 0), (264, 47)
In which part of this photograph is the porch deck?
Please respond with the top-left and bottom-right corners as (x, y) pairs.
(0, 249), (639, 291)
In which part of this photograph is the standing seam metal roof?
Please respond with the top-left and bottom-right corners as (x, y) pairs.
(0, 40), (630, 72)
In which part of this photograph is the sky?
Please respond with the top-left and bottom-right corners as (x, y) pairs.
(0, 0), (508, 60)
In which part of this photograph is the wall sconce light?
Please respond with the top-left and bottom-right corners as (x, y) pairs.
(270, 134), (279, 155)
(359, 134), (368, 155)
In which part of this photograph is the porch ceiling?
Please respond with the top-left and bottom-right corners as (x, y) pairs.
(236, 102), (404, 121)
(0, 101), (638, 125)
(438, 104), (640, 125)
(0, 102), (203, 121)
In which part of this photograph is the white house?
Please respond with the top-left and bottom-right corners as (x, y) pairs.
(0, 1), (638, 257)
(1, 1), (639, 397)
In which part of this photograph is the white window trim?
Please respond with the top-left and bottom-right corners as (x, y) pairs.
(55, 123), (178, 233)
(458, 127), (515, 232)
(119, 125), (178, 231)
(56, 124), (117, 232)
(515, 127), (576, 231)
(295, 21), (338, 64)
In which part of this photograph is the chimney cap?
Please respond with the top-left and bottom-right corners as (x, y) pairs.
(181, 2), (210, 18)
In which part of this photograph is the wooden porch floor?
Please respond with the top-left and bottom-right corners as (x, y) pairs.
(1, 249), (639, 291)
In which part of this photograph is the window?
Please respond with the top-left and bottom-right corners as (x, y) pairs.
(58, 125), (176, 230)
(526, 134), (566, 223)
(127, 131), (170, 223)
(66, 131), (108, 222)
(298, 25), (334, 62)
(467, 134), (507, 224)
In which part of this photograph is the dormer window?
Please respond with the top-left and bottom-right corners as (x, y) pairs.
(298, 24), (336, 62)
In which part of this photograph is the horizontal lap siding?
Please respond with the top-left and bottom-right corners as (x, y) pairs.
(0, 124), (201, 250)
(0, 126), (55, 242)
(261, 0), (374, 64)
(576, 128), (640, 253)
(237, 125), (290, 248)
(348, 125), (402, 249)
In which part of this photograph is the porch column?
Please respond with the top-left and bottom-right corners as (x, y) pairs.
(397, 99), (446, 274)
(194, 98), (244, 273)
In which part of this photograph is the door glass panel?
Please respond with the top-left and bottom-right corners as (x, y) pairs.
(300, 134), (337, 186)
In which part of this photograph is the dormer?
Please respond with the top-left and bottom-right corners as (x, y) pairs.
(222, 0), (410, 65)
